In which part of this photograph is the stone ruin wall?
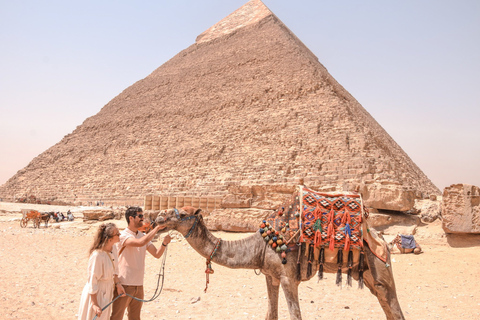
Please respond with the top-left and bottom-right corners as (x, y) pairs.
(442, 184), (480, 234)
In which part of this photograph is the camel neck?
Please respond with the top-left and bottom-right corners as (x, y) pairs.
(187, 218), (265, 269)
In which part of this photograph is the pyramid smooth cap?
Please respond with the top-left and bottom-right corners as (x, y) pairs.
(196, 0), (274, 44)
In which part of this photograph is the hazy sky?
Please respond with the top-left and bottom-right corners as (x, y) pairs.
(1, 0), (479, 191)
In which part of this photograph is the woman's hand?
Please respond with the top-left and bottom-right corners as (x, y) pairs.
(92, 304), (102, 317)
(117, 283), (126, 296)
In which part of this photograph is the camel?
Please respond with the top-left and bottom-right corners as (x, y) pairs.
(388, 234), (423, 254)
(156, 206), (405, 320)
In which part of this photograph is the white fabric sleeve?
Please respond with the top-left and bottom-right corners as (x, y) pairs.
(86, 251), (102, 294)
(118, 232), (132, 248)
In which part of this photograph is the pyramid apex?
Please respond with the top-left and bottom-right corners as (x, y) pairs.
(196, 0), (273, 44)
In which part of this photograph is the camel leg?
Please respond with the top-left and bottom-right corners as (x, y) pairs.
(264, 275), (280, 320)
(279, 276), (302, 320)
(363, 247), (405, 320)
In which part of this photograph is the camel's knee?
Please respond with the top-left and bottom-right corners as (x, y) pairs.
(271, 277), (280, 286)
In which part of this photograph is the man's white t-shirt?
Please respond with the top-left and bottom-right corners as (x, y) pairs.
(116, 228), (152, 286)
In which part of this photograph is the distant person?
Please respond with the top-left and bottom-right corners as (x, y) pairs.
(78, 223), (125, 320)
(67, 210), (75, 221)
(110, 207), (171, 320)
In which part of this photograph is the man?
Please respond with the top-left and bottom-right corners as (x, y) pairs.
(110, 207), (171, 320)
(67, 210), (74, 221)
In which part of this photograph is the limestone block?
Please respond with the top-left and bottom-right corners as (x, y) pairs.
(113, 208), (125, 220)
(360, 183), (416, 212)
(442, 184), (480, 234)
(82, 209), (115, 221)
(413, 199), (442, 223)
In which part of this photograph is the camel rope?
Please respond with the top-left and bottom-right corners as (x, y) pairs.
(204, 238), (221, 293)
(92, 238), (169, 320)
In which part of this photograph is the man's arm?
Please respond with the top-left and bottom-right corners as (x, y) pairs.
(123, 226), (163, 248)
(147, 234), (172, 259)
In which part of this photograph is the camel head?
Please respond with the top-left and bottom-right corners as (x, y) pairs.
(155, 206), (203, 237)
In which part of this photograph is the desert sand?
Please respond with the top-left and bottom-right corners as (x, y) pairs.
(1, 202), (479, 320)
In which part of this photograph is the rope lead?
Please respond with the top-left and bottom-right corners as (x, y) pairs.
(92, 244), (168, 320)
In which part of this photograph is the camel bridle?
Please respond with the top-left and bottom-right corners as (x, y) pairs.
(173, 208), (199, 239)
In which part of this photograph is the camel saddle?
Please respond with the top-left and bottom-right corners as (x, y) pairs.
(264, 186), (387, 264)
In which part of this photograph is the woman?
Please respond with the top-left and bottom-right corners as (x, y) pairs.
(78, 223), (125, 319)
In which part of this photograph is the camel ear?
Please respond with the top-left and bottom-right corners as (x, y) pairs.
(194, 208), (202, 216)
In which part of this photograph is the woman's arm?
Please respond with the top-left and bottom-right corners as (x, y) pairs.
(90, 293), (102, 317)
(113, 274), (125, 296)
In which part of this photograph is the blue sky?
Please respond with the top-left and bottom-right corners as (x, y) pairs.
(1, 0), (479, 191)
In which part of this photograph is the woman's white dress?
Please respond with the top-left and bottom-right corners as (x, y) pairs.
(78, 247), (118, 320)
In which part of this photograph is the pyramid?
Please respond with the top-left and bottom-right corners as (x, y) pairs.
(0, 0), (439, 211)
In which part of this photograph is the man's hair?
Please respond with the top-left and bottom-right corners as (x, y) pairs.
(125, 206), (143, 224)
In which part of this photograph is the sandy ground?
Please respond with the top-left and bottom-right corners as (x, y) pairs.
(1, 202), (480, 320)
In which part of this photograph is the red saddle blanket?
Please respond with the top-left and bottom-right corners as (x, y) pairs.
(265, 186), (365, 252)
(263, 186), (388, 264)
(300, 186), (364, 252)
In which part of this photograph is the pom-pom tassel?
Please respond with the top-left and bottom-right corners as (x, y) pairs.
(327, 207), (335, 251)
(344, 223), (352, 252)
(329, 234), (335, 251)
(344, 234), (351, 253)
(358, 251), (365, 289)
(306, 244), (314, 278)
(347, 250), (353, 287)
(336, 249), (343, 286)
(317, 247), (325, 281)
(314, 230), (322, 247)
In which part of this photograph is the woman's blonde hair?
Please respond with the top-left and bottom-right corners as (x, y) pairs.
(89, 222), (117, 255)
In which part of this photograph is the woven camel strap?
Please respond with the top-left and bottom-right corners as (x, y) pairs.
(204, 238), (221, 293)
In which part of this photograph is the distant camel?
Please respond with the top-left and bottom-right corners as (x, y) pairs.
(388, 234), (422, 254)
(156, 206), (405, 320)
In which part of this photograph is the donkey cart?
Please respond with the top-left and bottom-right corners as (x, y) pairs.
(20, 209), (49, 228)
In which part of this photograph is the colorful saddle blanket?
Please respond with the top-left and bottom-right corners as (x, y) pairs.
(261, 186), (388, 267)
(300, 186), (364, 252)
(264, 186), (365, 252)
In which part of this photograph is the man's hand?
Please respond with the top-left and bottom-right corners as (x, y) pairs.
(157, 224), (167, 230)
(163, 234), (172, 245)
